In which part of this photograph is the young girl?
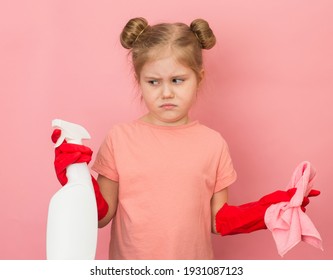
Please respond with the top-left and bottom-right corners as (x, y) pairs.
(52, 17), (319, 260)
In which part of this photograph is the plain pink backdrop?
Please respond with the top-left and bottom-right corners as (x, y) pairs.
(1, 0), (332, 259)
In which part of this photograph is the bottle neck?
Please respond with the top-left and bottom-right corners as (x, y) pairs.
(66, 163), (92, 186)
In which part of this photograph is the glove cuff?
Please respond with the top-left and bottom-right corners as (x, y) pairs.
(91, 176), (109, 221)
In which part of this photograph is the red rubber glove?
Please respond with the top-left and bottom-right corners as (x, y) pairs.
(51, 129), (109, 221)
(216, 188), (320, 236)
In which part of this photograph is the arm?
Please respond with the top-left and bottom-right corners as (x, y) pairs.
(214, 188), (320, 236)
(97, 175), (119, 228)
(210, 187), (228, 234)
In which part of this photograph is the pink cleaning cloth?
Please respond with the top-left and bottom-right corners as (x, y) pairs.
(264, 161), (323, 257)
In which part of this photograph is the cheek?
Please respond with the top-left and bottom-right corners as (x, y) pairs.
(185, 85), (198, 102)
(140, 90), (155, 107)
(139, 84), (151, 98)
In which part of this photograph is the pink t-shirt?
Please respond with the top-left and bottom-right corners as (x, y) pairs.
(92, 119), (237, 259)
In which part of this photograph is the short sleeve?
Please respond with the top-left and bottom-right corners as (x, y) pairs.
(91, 130), (119, 182)
(214, 138), (237, 193)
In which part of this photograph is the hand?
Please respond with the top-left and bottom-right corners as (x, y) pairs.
(301, 189), (320, 212)
(259, 187), (320, 212)
(51, 129), (93, 185)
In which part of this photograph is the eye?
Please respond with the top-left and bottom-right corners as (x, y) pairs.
(172, 78), (184, 84)
(148, 80), (159, 86)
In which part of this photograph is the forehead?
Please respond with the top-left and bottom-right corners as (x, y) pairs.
(140, 48), (193, 77)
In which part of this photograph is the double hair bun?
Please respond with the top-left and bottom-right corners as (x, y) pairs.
(120, 17), (216, 50)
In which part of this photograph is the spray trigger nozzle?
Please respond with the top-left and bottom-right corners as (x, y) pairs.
(52, 119), (91, 148)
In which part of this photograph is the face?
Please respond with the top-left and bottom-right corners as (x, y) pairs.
(139, 52), (203, 126)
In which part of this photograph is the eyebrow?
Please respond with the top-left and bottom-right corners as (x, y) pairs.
(142, 76), (160, 80)
(142, 74), (188, 79)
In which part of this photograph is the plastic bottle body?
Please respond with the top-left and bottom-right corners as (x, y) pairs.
(47, 163), (98, 260)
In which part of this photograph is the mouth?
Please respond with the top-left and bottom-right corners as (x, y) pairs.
(160, 103), (177, 110)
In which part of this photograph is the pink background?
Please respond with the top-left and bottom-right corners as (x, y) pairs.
(1, 0), (332, 259)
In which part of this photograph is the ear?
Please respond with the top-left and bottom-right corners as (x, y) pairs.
(135, 73), (140, 84)
(197, 69), (205, 86)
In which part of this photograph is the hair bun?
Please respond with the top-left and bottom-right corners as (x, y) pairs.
(120, 17), (149, 49)
(190, 19), (216, 50)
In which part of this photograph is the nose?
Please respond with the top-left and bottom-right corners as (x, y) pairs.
(161, 84), (175, 99)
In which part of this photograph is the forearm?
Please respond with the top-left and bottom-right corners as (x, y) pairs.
(211, 188), (228, 234)
(96, 175), (119, 228)
(98, 207), (116, 228)
(98, 198), (117, 228)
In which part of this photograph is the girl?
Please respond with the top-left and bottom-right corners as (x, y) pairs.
(52, 17), (319, 260)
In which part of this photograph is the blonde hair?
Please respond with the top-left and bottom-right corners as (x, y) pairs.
(120, 17), (216, 82)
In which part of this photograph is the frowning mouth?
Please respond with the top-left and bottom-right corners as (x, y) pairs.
(160, 103), (177, 110)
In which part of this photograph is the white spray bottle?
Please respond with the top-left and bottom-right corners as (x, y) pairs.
(46, 119), (98, 259)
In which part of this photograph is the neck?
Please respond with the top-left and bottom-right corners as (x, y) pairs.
(140, 113), (190, 127)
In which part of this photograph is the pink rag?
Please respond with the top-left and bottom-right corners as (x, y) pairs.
(264, 161), (323, 257)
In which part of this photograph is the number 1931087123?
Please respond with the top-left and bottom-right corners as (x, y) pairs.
(183, 266), (244, 276)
